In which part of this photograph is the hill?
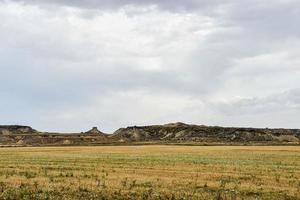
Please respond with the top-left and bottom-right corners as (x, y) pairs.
(0, 123), (300, 146)
(0, 125), (38, 135)
(113, 122), (300, 143)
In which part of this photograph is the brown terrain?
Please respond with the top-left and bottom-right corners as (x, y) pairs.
(1, 122), (300, 146)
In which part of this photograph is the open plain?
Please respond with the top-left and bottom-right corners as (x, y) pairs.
(0, 145), (299, 200)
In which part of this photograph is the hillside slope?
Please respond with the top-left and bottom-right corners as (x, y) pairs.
(0, 125), (38, 135)
(113, 122), (300, 143)
(0, 126), (108, 146)
(1, 123), (300, 146)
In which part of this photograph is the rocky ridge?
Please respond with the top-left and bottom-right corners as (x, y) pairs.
(113, 122), (300, 143)
(0, 123), (300, 146)
(0, 125), (38, 135)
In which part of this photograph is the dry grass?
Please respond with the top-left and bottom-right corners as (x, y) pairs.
(0, 145), (300, 199)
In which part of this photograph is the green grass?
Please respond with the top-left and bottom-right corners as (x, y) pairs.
(0, 146), (299, 199)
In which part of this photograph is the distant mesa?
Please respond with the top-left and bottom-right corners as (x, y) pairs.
(1, 123), (300, 146)
(113, 122), (300, 143)
(0, 125), (38, 135)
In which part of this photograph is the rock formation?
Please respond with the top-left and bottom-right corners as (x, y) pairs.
(0, 125), (38, 135)
(113, 122), (300, 143)
(84, 127), (106, 135)
(1, 123), (300, 146)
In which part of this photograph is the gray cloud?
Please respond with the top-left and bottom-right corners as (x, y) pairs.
(210, 89), (300, 129)
(216, 89), (300, 115)
(0, 0), (300, 132)
(6, 0), (229, 12)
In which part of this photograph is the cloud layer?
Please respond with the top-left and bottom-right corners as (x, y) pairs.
(1, 0), (300, 132)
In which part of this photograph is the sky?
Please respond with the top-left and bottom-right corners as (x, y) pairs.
(0, 0), (300, 133)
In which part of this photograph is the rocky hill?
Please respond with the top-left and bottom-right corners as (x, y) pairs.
(84, 127), (106, 135)
(0, 126), (108, 146)
(0, 125), (38, 135)
(113, 122), (300, 143)
(0, 123), (300, 146)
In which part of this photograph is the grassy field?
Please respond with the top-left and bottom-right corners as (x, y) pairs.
(0, 146), (299, 200)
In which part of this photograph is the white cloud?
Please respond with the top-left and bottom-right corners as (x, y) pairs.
(0, 0), (300, 132)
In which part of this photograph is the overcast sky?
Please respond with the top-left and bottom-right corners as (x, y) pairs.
(1, 0), (300, 133)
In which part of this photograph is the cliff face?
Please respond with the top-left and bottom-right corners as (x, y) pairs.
(113, 122), (300, 143)
(0, 125), (38, 135)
